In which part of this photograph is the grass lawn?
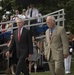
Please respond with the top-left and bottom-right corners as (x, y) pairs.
(31, 71), (50, 75)
(71, 62), (74, 75)
(30, 54), (74, 75)
(1, 60), (74, 75)
(30, 61), (74, 75)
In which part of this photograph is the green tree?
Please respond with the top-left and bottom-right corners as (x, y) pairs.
(65, 0), (74, 33)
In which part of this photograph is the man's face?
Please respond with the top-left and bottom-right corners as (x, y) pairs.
(30, 4), (34, 8)
(16, 19), (24, 29)
(46, 18), (54, 29)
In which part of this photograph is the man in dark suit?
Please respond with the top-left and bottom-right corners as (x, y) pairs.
(6, 18), (33, 75)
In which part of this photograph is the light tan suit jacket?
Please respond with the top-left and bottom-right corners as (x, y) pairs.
(44, 25), (69, 61)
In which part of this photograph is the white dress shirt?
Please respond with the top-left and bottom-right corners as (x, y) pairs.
(26, 8), (39, 18)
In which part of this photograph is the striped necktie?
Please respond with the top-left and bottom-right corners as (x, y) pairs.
(50, 31), (52, 40)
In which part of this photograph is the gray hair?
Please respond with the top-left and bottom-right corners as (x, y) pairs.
(46, 16), (55, 22)
(51, 16), (55, 22)
(16, 17), (24, 22)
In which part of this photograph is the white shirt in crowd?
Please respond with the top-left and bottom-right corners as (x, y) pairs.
(26, 8), (39, 18)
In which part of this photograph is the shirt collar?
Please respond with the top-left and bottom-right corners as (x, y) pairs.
(50, 25), (56, 33)
(18, 26), (24, 34)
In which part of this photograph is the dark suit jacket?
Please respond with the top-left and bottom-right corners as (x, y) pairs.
(9, 27), (33, 59)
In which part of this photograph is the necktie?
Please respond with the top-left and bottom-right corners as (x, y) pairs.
(49, 31), (52, 44)
(50, 29), (52, 40)
(18, 29), (20, 42)
(30, 9), (33, 17)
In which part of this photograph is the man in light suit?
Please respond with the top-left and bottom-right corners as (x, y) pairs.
(6, 18), (33, 75)
(44, 16), (69, 75)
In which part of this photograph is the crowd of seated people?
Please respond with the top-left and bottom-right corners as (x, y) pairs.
(0, 4), (48, 37)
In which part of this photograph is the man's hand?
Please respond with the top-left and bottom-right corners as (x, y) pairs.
(45, 55), (47, 59)
(64, 54), (69, 58)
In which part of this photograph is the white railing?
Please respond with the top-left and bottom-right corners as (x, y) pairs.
(0, 8), (65, 49)
(0, 9), (65, 54)
(0, 9), (65, 30)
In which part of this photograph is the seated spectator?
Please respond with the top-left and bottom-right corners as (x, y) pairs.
(21, 9), (27, 19)
(1, 17), (7, 33)
(14, 10), (22, 18)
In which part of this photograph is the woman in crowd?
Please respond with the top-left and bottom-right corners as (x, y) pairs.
(28, 36), (39, 73)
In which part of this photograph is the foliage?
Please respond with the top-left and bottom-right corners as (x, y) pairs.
(65, 0), (74, 33)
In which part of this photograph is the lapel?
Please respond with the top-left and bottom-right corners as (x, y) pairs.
(47, 29), (50, 44)
(51, 26), (57, 41)
(16, 29), (18, 42)
(20, 28), (24, 41)
(20, 27), (26, 42)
